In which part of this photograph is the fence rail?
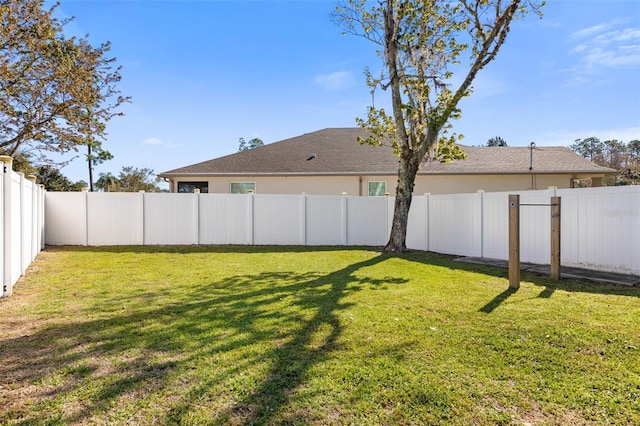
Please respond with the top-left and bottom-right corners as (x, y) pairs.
(45, 186), (639, 276)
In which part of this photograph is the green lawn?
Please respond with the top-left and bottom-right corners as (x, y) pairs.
(1, 246), (638, 425)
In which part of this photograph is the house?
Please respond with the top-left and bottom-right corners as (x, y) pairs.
(158, 128), (616, 195)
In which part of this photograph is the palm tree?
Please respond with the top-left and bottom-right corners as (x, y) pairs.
(96, 172), (119, 192)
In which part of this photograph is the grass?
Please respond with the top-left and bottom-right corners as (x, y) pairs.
(0, 245), (639, 425)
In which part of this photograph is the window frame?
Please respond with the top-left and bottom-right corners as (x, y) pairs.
(177, 181), (209, 193)
(367, 181), (387, 196)
(230, 181), (256, 194)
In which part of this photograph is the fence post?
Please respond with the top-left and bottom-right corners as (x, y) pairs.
(477, 190), (485, 258)
(342, 193), (348, 246)
(39, 184), (45, 250)
(1, 155), (13, 297)
(18, 172), (26, 275)
(81, 187), (89, 246)
(385, 192), (391, 242)
(550, 196), (561, 280)
(192, 190), (199, 245)
(424, 193), (430, 252)
(301, 194), (307, 246)
(508, 194), (520, 289)
(28, 175), (38, 262)
(249, 192), (255, 245)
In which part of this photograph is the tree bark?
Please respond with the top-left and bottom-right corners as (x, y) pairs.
(87, 144), (94, 192)
(384, 148), (421, 252)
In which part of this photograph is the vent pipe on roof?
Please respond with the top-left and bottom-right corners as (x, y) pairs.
(529, 142), (536, 171)
(529, 142), (537, 189)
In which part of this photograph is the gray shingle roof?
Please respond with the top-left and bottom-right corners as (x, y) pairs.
(159, 128), (615, 176)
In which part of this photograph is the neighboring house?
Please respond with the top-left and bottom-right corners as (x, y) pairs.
(159, 128), (616, 195)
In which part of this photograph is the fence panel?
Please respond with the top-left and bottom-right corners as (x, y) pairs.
(0, 162), (4, 295)
(429, 192), (481, 256)
(21, 177), (34, 275)
(559, 186), (639, 274)
(306, 195), (346, 246)
(519, 190), (554, 265)
(482, 192), (509, 260)
(2, 160), (45, 298)
(87, 193), (144, 245)
(346, 196), (388, 246)
(10, 173), (21, 284)
(406, 195), (428, 251)
(144, 193), (198, 245)
(199, 194), (252, 245)
(253, 195), (305, 245)
(45, 193), (87, 245)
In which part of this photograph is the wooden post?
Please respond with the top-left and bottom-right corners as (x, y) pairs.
(550, 196), (561, 280)
(508, 194), (520, 289)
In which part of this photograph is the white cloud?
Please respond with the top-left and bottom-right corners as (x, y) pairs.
(314, 71), (354, 90)
(143, 137), (182, 149)
(569, 22), (640, 72)
(570, 23), (612, 40)
(143, 137), (164, 145)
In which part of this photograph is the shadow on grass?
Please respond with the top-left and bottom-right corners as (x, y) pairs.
(479, 288), (518, 313)
(43, 244), (381, 255)
(168, 254), (404, 424)
(44, 245), (640, 298)
(0, 250), (405, 424)
(394, 250), (640, 299)
(3, 246), (638, 424)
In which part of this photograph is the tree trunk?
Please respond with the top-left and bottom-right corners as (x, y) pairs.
(87, 144), (94, 192)
(384, 152), (420, 253)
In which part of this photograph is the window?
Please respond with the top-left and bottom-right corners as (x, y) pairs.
(572, 178), (591, 188)
(230, 182), (256, 194)
(368, 181), (387, 196)
(177, 181), (208, 193)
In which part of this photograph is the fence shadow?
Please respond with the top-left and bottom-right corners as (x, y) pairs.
(395, 250), (640, 300)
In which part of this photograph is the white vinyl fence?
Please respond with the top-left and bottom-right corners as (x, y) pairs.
(1, 157), (45, 298)
(45, 186), (640, 275)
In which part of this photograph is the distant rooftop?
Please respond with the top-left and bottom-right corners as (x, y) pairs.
(160, 128), (615, 176)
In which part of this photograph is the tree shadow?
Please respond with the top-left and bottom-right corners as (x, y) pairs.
(167, 254), (404, 424)
(0, 251), (405, 424)
(3, 246), (638, 423)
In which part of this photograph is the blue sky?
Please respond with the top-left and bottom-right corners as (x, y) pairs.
(46, 0), (640, 184)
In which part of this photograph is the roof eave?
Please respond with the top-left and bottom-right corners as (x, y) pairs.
(159, 170), (615, 178)
(158, 171), (399, 178)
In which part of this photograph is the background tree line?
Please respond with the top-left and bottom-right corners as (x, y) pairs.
(0, 0), (141, 191)
(570, 137), (640, 185)
(8, 151), (165, 192)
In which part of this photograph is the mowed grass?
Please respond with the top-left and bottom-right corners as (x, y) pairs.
(1, 246), (639, 425)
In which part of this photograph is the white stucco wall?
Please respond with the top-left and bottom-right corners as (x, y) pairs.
(169, 172), (604, 195)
